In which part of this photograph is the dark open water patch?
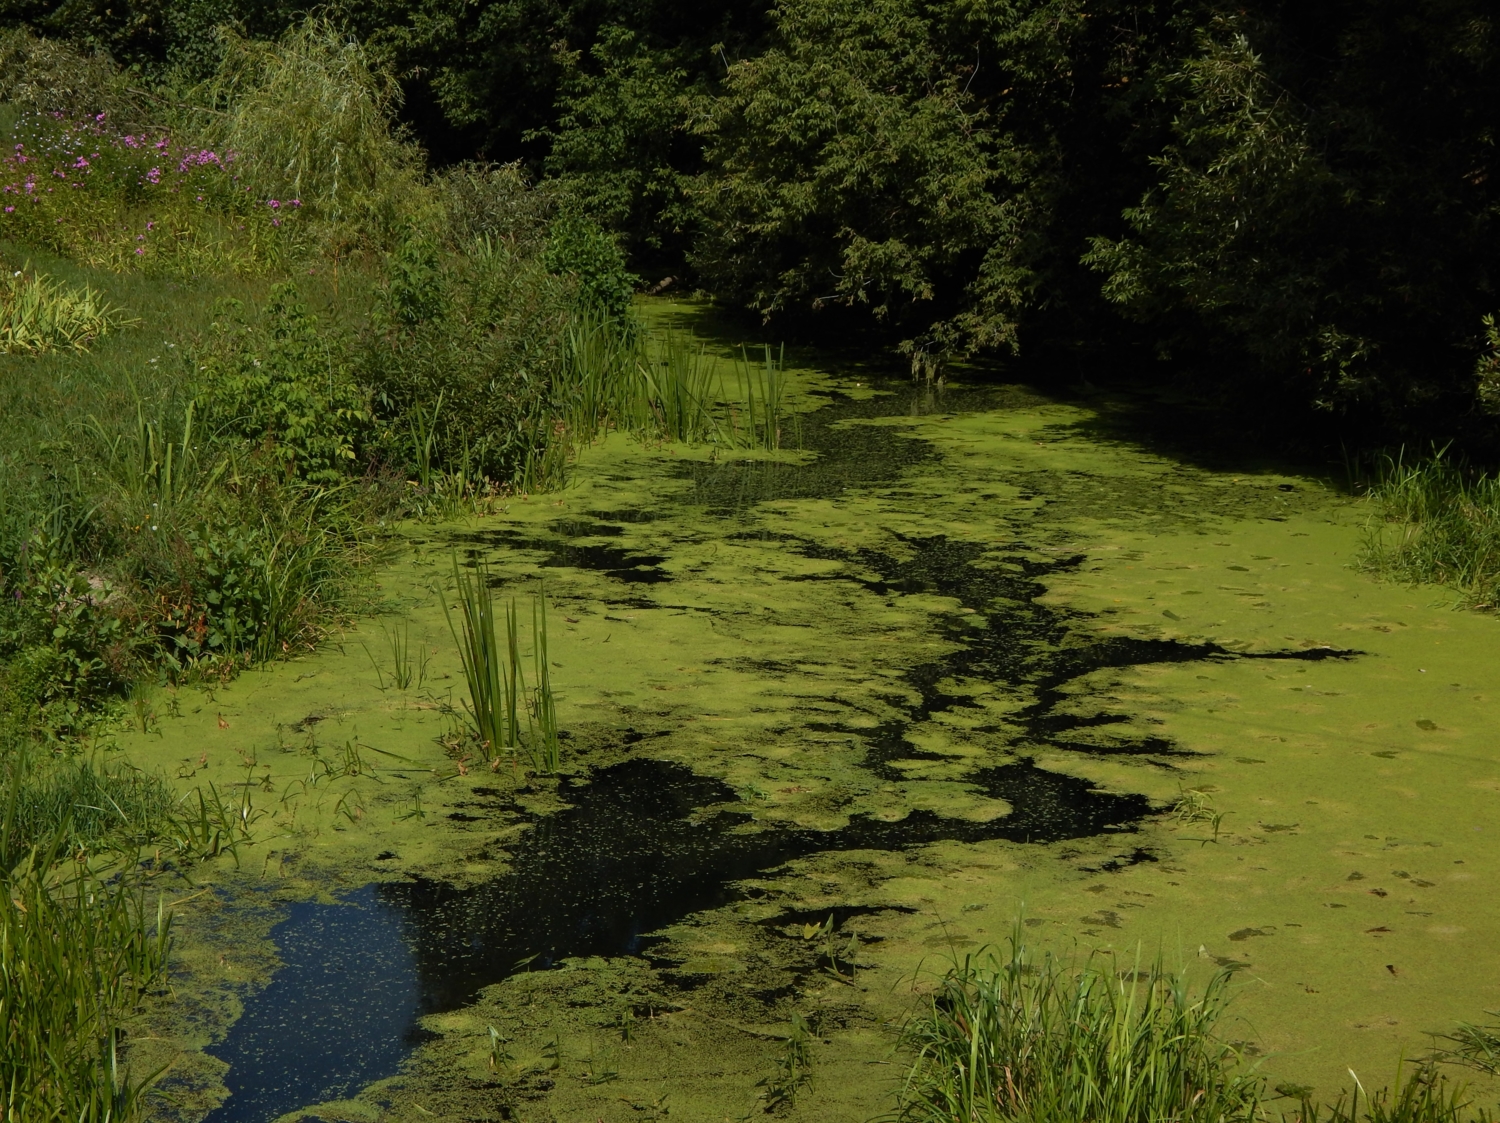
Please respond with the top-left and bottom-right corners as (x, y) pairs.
(453, 524), (673, 585)
(202, 886), (421, 1123)
(201, 756), (1145, 1123)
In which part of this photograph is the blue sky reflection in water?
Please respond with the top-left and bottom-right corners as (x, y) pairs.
(203, 885), (421, 1123)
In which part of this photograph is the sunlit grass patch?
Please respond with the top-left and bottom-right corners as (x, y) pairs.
(1360, 452), (1500, 609)
(893, 936), (1262, 1123)
(0, 263), (132, 351)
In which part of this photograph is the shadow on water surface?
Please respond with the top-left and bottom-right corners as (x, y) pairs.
(784, 533), (1354, 772)
(202, 757), (1145, 1123)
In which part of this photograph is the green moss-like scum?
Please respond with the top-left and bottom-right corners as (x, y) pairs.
(114, 306), (1500, 1121)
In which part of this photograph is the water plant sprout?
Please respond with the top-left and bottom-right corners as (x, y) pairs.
(442, 553), (561, 773)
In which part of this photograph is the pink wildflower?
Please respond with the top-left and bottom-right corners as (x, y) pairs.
(135, 247), (145, 255)
(4, 207), (12, 214)
(73, 156), (88, 169)
(145, 167), (161, 184)
(272, 217), (282, 227)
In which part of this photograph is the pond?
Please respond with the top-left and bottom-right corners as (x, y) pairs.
(123, 305), (1500, 1122)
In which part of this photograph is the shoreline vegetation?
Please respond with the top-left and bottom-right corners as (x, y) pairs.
(0, 23), (793, 1116)
(894, 937), (1500, 1123)
(0, 10), (1497, 1123)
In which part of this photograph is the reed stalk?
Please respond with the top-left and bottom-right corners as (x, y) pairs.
(442, 554), (562, 771)
(528, 594), (561, 774)
(442, 553), (512, 760)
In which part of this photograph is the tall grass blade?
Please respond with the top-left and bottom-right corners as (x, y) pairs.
(441, 553), (510, 760)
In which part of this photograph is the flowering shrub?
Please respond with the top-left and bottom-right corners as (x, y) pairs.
(0, 110), (305, 274)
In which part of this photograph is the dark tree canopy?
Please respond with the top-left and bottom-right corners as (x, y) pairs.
(4, 0), (1497, 440)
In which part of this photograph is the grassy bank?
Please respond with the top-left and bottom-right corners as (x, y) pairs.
(896, 937), (1499, 1123)
(1360, 454), (1500, 611)
(0, 25), (611, 1122)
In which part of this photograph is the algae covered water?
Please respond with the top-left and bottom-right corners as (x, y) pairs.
(205, 743), (1150, 1119)
(121, 311), (1500, 1122)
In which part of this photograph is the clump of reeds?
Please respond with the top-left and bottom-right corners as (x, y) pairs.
(559, 303), (645, 437)
(0, 746), (246, 1121)
(1, 844), (173, 1121)
(642, 331), (724, 444)
(1, 752), (176, 857)
(732, 342), (789, 450)
(1360, 451), (1500, 609)
(0, 265), (131, 352)
(895, 933), (1500, 1123)
(556, 310), (793, 453)
(442, 554), (561, 773)
(1300, 1064), (1492, 1123)
(893, 935), (1262, 1123)
(443, 555), (513, 759)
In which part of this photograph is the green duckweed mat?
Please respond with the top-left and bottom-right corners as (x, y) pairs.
(118, 303), (1500, 1122)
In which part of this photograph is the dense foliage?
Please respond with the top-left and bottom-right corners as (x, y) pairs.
(7, 0), (1496, 442)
